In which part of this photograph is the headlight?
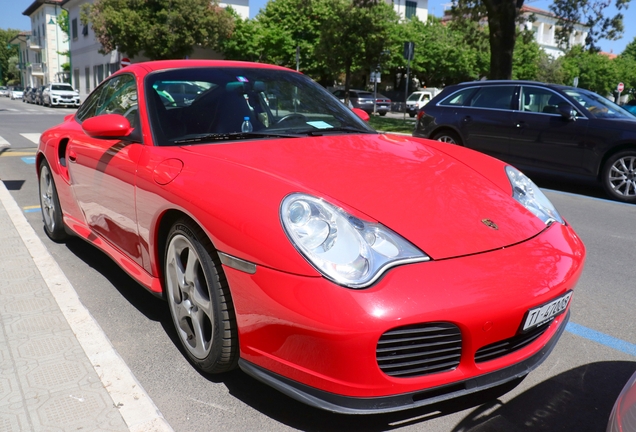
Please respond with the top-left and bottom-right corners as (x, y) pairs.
(281, 193), (429, 288)
(506, 166), (563, 225)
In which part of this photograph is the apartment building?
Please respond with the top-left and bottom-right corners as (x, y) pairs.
(22, 0), (70, 88)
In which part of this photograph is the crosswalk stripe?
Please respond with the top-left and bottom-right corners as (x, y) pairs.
(0, 136), (9, 148)
(20, 133), (41, 144)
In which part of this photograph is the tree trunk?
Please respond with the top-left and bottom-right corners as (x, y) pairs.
(344, 59), (353, 105)
(483, 0), (523, 80)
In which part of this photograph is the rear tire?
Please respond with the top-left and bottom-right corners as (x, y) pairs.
(164, 219), (239, 373)
(38, 160), (68, 242)
(433, 130), (462, 145)
(601, 150), (636, 203)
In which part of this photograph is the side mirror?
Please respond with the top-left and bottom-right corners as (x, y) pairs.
(352, 108), (370, 122)
(82, 114), (134, 139)
(557, 102), (577, 121)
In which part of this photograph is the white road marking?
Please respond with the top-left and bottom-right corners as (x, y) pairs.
(0, 182), (174, 432)
(0, 136), (9, 148)
(20, 133), (41, 144)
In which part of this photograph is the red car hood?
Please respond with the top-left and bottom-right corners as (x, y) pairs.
(181, 133), (547, 259)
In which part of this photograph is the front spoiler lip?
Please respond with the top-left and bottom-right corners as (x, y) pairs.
(239, 310), (570, 415)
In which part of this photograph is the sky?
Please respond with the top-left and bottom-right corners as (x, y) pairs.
(3, 0), (634, 55)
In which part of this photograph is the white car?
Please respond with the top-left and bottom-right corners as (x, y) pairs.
(406, 89), (441, 117)
(42, 83), (81, 108)
(9, 87), (24, 100)
(0, 86), (9, 97)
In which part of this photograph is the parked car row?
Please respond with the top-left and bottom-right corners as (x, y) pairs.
(332, 89), (392, 116)
(413, 80), (636, 204)
(0, 83), (81, 107)
(20, 83), (81, 108)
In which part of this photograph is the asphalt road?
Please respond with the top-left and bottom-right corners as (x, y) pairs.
(1, 95), (635, 432)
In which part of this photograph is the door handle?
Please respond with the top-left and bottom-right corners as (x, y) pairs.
(68, 150), (77, 162)
(516, 121), (526, 129)
(462, 116), (472, 123)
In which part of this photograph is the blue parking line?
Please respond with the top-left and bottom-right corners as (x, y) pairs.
(21, 156), (36, 165)
(566, 322), (636, 357)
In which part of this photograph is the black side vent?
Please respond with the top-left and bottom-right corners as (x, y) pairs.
(475, 323), (550, 363)
(376, 323), (462, 378)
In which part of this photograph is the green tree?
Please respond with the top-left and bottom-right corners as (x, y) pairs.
(387, 17), (485, 88)
(317, 0), (399, 101)
(512, 28), (542, 80)
(621, 36), (636, 60)
(561, 45), (620, 94)
(0, 29), (20, 85)
(450, 0), (630, 80)
(551, 0), (631, 51)
(81, 0), (235, 60)
(220, 0), (336, 84)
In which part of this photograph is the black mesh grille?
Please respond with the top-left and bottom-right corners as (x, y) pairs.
(475, 323), (550, 363)
(376, 323), (462, 378)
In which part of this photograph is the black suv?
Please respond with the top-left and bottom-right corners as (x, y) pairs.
(413, 80), (636, 203)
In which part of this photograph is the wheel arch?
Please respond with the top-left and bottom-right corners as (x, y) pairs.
(429, 126), (464, 145)
(597, 143), (636, 180)
(154, 209), (227, 297)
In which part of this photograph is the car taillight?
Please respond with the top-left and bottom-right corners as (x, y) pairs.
(417, 110), (425, 120)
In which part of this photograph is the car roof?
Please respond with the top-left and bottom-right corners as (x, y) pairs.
(117, 60), (296, 76)
(450, 80), (578, 92)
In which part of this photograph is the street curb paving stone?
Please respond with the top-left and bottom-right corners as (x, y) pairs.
(0, 178), (173, 432)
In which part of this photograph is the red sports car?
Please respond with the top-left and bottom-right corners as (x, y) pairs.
(37, 60), (586, 414)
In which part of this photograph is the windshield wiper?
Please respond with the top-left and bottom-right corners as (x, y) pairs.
(172, 131), (301, 144)
(302, 126), (377, 136)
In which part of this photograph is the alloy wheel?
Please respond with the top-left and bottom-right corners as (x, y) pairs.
(165, 234), (214, 360)
(607, 155), (636, 198)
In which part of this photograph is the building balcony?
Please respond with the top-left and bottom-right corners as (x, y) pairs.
(29, 63), (45, 75)
(27, 39), (42, 50)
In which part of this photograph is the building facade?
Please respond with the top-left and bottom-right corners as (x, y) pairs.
(391, 0), (428, 22)
(22, 0), (70, 88)
(61, 0), (251, 101)
(520, 5), (588, 58)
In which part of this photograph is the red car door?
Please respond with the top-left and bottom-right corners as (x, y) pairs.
(67, 73), (145, 266)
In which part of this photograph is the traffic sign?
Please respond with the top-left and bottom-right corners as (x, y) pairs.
(121, 57), (131, 68)
(618, 82), (624, 93)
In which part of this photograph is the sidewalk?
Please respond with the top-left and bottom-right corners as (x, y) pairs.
(0, 181), (173, 431)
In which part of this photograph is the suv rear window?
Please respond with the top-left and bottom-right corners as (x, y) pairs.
(469, 86), (515, 109)
(439, 87), (478, 106)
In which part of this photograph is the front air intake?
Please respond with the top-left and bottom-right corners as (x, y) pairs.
(376, 323), (462, 378)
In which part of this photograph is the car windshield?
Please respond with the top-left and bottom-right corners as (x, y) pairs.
(0, 86), (6, 90)
(52, 84), (74, 91)
(564, 89), (636, 119)
(145, 67), (375, 145)
(13, 87), (23, 91)
(407, 93), (422, 102)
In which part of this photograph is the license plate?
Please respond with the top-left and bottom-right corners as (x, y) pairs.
(522, 291), (572, 331)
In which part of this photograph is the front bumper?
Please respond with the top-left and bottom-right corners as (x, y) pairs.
(224, 221), (584, 410)
(51, 97), (80, 107)
(240, 310), (569, 414)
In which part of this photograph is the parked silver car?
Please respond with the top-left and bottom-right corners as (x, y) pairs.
(0, 86), (9, 97)
(9, 86), (24, 100)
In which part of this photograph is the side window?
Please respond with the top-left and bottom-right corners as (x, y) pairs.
(95, 74), (138, 126)
(521, 86), (568, 115)
(469, 86), (515, 110)
(439, 87), (478, 106)
(75, 83), (107, 122)
(76, 74), (138, 127)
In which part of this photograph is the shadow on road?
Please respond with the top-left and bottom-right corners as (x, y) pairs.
(215, 361), (636, 432)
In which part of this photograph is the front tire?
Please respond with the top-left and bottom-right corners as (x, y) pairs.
(164, 219), (238, 373)
(38, 160), (68, 242)
(433, 130), (462, 145)
(602, 150), (636, 203)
